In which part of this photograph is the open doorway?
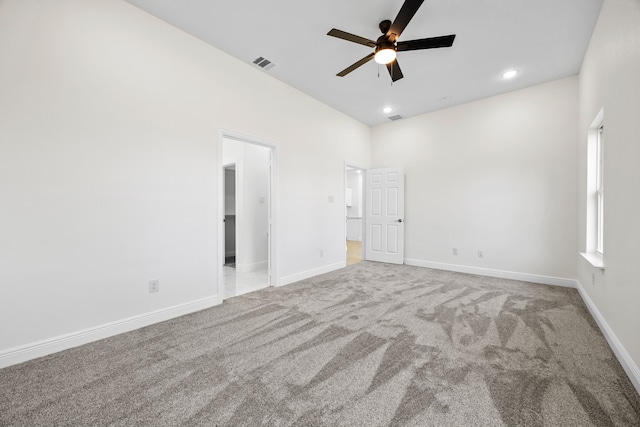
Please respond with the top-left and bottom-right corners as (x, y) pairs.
(219, 131), (278, 300)
(345, 164), (365, 265)
(223, 164), (236, 268)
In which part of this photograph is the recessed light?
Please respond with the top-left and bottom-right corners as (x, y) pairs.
(501, 69), (519, 79)
(440, 96), (451, 103)
(383, 106), (393, 114)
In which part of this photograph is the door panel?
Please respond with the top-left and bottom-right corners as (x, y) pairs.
(365, 168), (405, 264)
(370, 224), (382, 252)
(371, 188), (382, 215)
(387, 188), (398, 215)
(386, 225), (398, 254)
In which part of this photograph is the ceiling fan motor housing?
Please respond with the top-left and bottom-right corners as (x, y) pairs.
(376, 39), (396, 53)
(379, 19), (392, 34)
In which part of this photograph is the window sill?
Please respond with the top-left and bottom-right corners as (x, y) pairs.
(580, 252), (605, 270)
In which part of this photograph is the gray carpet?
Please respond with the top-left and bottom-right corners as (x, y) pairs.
(1, 262), (639, 426)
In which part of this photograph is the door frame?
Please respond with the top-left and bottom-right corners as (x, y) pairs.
(344, 162), (367, 262)
(218, 129), (279, 299)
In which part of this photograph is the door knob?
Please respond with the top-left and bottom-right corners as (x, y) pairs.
(395, 219), (403, 223)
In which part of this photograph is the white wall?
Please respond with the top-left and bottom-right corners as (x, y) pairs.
(577, 0), (640, 379)
(371, 77), (579, 282)
(0, 0), (370, 361)
(346, 170), (363, 218)
(241, 143), (269, 271)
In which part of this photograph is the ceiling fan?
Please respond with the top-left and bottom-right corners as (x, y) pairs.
(327, 0), (456, 82)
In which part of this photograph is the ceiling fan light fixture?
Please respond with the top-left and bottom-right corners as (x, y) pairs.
(374, 44), (397, 64)
(327, 0), (456, 81)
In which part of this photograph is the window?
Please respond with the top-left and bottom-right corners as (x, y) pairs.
(595, 125), (604, 254)
(581, 109), (604, 269)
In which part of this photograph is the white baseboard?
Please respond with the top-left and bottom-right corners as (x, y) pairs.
(236, 260), (268, 273)
(279, 260), (346, 287)
(575, 281), (640, 395)
(404, 258), (577, 288)
(0, 295), (222, 369)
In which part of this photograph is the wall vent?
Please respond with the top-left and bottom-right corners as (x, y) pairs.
(388, 115), (403, 121)
(252, 56), (275, 70)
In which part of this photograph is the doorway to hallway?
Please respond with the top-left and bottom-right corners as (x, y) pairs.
(344, 164), (406, 266)
(345, 164), (365, 265)
(219, 131), (278, 300)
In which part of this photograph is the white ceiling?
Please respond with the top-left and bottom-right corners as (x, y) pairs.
(125, 0), (602, 127)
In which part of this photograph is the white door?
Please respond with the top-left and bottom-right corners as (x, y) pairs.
(365, 168), (405, 264)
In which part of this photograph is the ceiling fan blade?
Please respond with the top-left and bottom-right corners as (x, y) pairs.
(327, 29), (377, 48)
(397, 34), (456, 51)
(386, 60), (404, 82)
(337, 53), (376, 77)
(387, 0), (425, 42)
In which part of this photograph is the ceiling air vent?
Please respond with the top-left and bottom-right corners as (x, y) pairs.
(252, 56), (275, 71)
(388, 115), (403, 121)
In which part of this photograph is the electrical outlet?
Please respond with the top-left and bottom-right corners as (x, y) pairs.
(478, 250), (484, 258)
(452, 248), (458, 255)
(320, 250), (324, 258)
(149, 279), (159, 293)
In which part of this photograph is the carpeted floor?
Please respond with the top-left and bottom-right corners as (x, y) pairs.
(1, 262), (639, 426)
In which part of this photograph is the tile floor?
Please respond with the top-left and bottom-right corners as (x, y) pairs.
(223, 264), (269, 299)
